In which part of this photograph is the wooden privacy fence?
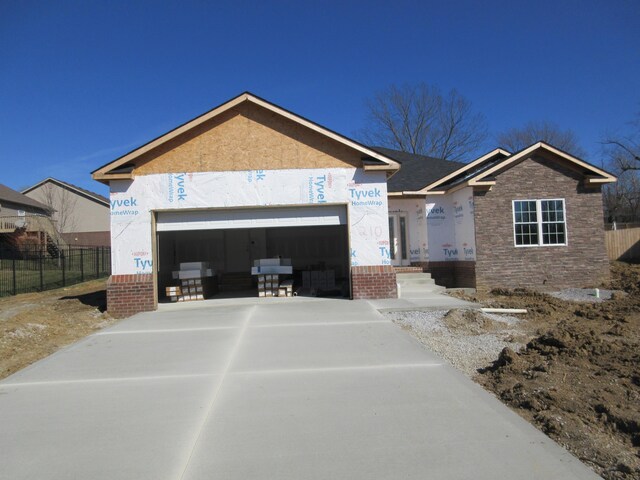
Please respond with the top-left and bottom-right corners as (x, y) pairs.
(605, 227), (640, 261)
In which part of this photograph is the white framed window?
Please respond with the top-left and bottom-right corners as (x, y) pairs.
(513, 199), (567, 247)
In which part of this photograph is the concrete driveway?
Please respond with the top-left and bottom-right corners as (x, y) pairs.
(0, 298), (598, 480)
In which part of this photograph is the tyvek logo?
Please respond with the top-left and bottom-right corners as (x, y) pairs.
(442, 243), (458, 260)
(134, 258), (152, 270)
(168, 173), (188, 202)
(349, 187), (383, 207)
(350, 188), (381, 200)
(378, 246), (391, 265)
(454, 202), (464, 224)
(110, 197), (139, 216)
(111, 197), (137, 209)
(247, 170), (266, 182)
(427, 205), (445, 226)
(308, 174), (328, 203)
(427, 206), (445, 217)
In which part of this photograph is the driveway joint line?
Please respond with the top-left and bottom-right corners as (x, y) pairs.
(250, 320), (389, 328)
(96, 326), (239, 335)
(0, 373), (219, 388)
(230, 362), (444, 376)
(177, 304), (254, 480)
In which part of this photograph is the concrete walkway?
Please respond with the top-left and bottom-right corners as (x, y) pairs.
(0, 298), (599, 480)
(367, 291), (479, 312)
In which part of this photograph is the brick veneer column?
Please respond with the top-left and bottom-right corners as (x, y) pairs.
(351, 265), (398, 299)
(107, 274), (155, 318)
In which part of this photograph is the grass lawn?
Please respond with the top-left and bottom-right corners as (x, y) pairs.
(0, 253), (110, 296)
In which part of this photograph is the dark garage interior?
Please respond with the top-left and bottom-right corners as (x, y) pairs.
(157, 224), (349, 301)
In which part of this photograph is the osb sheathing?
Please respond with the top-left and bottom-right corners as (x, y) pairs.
(133, 103), (362, 175)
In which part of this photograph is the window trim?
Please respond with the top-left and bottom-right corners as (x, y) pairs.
(512, 198), (568, 247)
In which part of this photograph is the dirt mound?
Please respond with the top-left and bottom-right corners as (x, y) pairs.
(477, 262), (640, 480)
(442, 309), (504, 335)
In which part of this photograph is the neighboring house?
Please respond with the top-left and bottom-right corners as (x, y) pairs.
(91, 92), (615, 317)
(0, 183), (61, 249)
(92, 92), (401, 317)
(385, 142), (616, 290)
(22, 178), (110, 246)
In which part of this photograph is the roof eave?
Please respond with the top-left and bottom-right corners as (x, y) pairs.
(416, 148), (511, 194)
(471, 142), (617, 185)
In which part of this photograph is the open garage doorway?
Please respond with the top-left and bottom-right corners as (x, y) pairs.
(155, 206), (350, 302)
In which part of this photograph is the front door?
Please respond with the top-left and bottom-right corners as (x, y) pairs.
(388, 213), (410, 266)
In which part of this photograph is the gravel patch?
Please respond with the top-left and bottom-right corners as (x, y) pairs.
(387, 309), (524, 377)
(548, 288), (622, 303)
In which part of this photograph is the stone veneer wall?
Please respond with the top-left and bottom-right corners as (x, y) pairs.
(473, 154), (610, 291)
(351, 265), (398, 299)
(107, 274), (155, 318)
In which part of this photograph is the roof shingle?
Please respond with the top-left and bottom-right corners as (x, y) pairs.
(370, 147), (465, 193)
(0, 183), (51, 212)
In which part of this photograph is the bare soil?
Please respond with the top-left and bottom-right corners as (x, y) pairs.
(460, 262), (640, 480)
(0, 279), (116, 380)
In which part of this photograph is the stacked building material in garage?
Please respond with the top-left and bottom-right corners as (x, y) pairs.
(166, 262), (218, 302)
(251, 258), (293, 297)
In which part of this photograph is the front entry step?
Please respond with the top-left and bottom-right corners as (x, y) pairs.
(395, 272), (446, 297)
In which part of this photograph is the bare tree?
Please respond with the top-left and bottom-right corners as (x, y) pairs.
(497, 120), (585, 157)
(39, 183), (78, 233)
(603, 168), (640, 223)
(359, 83), (488, 161)
(602, 113), (640, 172)
(602, 113), (640, 223)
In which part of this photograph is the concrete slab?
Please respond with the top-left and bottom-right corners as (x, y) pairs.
(0, 377), (215, 480)
(0, 297), (599, 480)
(248, 298), (381, 326)
(233, 320), (443, 372)
(368, 292), (479, 312)
(183, 367), (596, 480)
(5, 327), (238, 383)
(107, 304), (251, 332)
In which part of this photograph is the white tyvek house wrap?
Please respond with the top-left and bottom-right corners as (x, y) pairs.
(451, 187), (476, 261)
(110, 168), (390, 275)
(387, 198), (428, 262)
(425, 186), (476, 262)
(389, 187), (476, 263)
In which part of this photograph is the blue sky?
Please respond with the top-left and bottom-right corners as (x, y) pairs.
(1, 0), (638, 197)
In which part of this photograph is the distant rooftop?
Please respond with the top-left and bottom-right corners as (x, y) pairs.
(22, 177), (109, 206)
(0, 183), (51, 212)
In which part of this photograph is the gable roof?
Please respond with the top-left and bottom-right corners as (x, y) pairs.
(390, 142), (616, 197)
(22, 178), (109, 207)
(419, 148), (512, 193)
(458, 141), (617, 189)
(92, 92), (401, 183)
(0, 183), (51, 212)
(372, 147), (465, 193)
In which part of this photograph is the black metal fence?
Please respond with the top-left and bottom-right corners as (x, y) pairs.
(0, 245), (111, 297)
